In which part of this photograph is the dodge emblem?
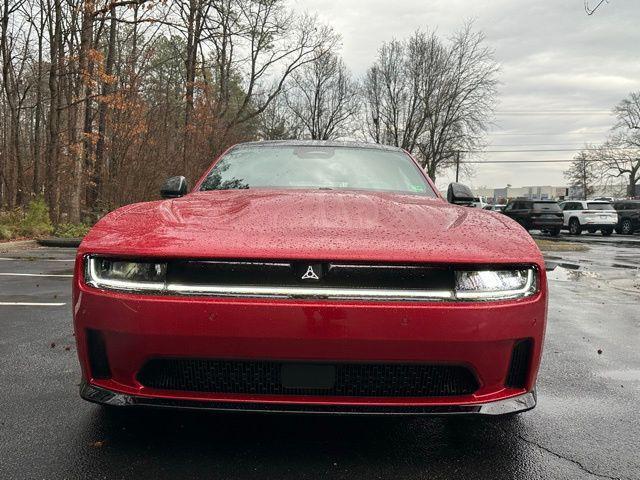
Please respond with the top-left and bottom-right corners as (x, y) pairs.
(301, 265), (320, 280)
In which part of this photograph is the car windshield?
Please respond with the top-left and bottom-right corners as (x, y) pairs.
(199, 145), (436, 197)
(588, 203), (614, 210)
(533, 202), (561, 212)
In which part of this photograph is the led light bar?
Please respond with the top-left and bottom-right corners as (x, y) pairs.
(85, 256), (537, 302)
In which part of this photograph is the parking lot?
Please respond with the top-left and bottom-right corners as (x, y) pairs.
(0, 242), (638, 480)
(532, 230), (640, 247)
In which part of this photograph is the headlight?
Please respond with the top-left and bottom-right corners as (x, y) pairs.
(86, 257), (167, 291)
(454, 269), (536, 300)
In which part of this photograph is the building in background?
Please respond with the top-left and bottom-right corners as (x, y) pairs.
(474, 186), (568, 203)
(473, 183), (636, 202)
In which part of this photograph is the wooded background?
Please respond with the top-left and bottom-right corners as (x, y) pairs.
(0, 0), (503, 224)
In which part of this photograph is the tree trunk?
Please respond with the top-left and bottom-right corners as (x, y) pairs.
(45, 0), (62, 222)
(93, 5), (117, 212)
(1, 0), (22, 206)
(32, 5), (45, 196)
(183, 0), (202, 174)
(67, 1), (95, 223)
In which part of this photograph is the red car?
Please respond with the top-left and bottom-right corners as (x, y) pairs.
(74, 141), (546, 415)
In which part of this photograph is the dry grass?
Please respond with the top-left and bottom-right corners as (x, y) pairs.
(535, 239), (589, 252)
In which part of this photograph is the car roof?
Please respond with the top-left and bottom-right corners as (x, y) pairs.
(231, 140), (405, 153)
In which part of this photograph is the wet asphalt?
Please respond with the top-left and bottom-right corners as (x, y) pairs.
(0, 244), (638, 480)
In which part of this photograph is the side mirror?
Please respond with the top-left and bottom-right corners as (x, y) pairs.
(160, 176), (188, 199)
(446, 182), (475, 205)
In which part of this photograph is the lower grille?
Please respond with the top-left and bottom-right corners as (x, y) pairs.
(505, 339), (532, 388)
(137, 359), (479, 397)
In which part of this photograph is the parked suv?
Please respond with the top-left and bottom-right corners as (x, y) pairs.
(613, 200), (640, 235)
(558, 200), (618, 235)
(502, 199), (563, 235)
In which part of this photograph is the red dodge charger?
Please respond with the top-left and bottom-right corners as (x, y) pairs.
(74, 141), (546, 415)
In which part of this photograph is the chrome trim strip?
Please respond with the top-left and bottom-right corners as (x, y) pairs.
(328, 263), (428, 270)
(80, 382), (536, 416)
(165, 283), (454, 301)
(186, 260), (291, 267)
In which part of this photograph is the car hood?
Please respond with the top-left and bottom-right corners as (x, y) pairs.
(81, 190), (543, 265)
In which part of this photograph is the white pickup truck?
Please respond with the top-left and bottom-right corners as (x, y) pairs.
(558, 200), (619, 236)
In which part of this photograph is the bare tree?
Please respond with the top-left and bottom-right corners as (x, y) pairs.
(0, 0), (344, 229)
(1, 0), (30, 206)
(613, 91), (640, 131)
(285, 52), (359, 140)
(257, 88), (300, 140)
(596, 92), (640, 196)
(362, 24), (498, 181)
(161, 0), (338, 176)
(564, 150), (599, 199)
(208, 2), (338, 136)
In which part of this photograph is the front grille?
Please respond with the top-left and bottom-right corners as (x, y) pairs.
(137, 359), (479, 397)
(167, 260), (454, 290)
(505, 339), (532, 388)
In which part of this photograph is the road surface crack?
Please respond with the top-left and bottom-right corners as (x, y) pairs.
(496, 425), (624, 480)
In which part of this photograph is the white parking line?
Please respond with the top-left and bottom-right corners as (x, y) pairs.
(0, 302), (67, 306)
(0, 258), (75, 262)
(0, 273), (72, 278)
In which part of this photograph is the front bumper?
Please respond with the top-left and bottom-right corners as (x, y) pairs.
(581, 220), (617, 227)
(80, 381), (537, 415)
(531, 219), (563, 229)
(73, 272), (546, 415)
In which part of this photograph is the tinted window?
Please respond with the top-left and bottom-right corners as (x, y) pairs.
(533, 202), (561, 212)
(200, 145), (436, 197)
(588, 203), (614, 210)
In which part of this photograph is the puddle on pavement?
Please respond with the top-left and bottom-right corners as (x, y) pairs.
(547, 265), (600, 282)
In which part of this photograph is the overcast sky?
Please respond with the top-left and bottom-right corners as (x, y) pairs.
(288, 0), (640, 189)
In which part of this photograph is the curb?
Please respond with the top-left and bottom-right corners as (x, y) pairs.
(37, 237), (82, 248)
(0, 239), (38, 251)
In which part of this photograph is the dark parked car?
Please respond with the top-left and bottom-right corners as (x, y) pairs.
(503, 199), (563, 236)
(613, 200), (640, 235)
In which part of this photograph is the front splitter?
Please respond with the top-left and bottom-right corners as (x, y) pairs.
(80, 381), (536, 416)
